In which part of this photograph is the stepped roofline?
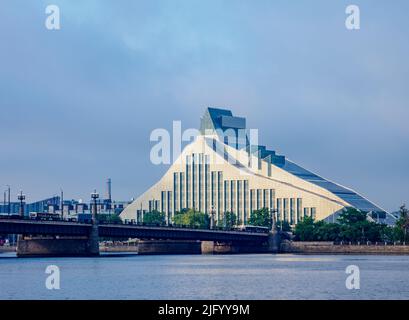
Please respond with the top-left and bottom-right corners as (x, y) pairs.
(199, 107), (388, 215)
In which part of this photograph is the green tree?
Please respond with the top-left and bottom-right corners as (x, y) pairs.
(97, 214), (122, 224)
(173, 209), (210, 229)
(337, 207), (367, 225)
(143, 210), (166, 225)
(217, 211), (237, 229)
(248, 208), (272, 228)
(294, 207), (388, 242)
(294, 216), (315, 241)
(396, 204), (409, 242)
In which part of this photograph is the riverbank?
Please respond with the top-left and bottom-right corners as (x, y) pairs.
(0, 246), (16, 253)
(280, 241), (409, 255)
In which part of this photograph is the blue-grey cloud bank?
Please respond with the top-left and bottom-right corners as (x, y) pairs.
(0, 0), (408, 212)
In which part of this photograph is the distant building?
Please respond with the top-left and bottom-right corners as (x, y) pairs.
(0, 196), (59, 215)
(121, 107), (395, 225)
(0, 196), (130, 218)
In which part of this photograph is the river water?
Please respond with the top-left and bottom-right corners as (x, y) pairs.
(0, 253), (408, 300)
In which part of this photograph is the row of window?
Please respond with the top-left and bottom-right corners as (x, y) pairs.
(139, 153), (317, 225)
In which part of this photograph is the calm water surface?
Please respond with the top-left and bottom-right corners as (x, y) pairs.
(0, 253), (408, 299)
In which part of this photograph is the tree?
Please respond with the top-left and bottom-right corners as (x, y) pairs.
(294, 216), (315, 241)
(294, 207), (388, 242)
(337, 207), (367, 226)
(396, 204), (409, 243)
(218, 211), (237, 229)
(173, 209), (210, 229)
(143, 210), (166, 226)
(248, 208), (272, 228)
(97, 214), (122, 224)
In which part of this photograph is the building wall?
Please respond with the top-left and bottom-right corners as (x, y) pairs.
(121, 135), (350, 226)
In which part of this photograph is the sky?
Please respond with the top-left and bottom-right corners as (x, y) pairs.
(0, 0), (408, 212)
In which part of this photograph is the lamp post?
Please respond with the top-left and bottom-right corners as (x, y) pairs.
(210, 206), (216, 230)
(18, 190), (25, 218)
(6, 185), (10, 216)
(270, 207), (278, 232)
(91, 190), (99, 224)
(60, 189), (64, 219)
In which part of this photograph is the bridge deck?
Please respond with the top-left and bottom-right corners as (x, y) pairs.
(0, 219), (269, 242)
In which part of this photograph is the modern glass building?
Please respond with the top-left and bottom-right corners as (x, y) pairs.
(121, 107), (392, 225)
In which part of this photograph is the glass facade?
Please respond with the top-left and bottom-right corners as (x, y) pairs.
(250, 189), (255, 214)
(290, 198), (295, 224)
(179, 172), (185, 210)
(224, 180), (230, 213)
(186, 155), (191, 208)
(231, 180), (236, 215)
(296, 198), (302, 222)
(173, 172), (179, 213)
(237, 180), (242, 224)
(276, 198), (282, 222)
(270, 189), (275, 211)
(217, 171), (223, 219)
(192, 154), (196, 210)
(205, 156), (210, 213)
(283, 198), (289, 222)
(257, 189), (262, 210)
(311, 207), (317, 220)
(244, 181), (249, 223)
(137, 151), (313, 228)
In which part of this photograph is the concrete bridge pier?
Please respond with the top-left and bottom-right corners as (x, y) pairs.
(266, 230), (281, 253)
(86, 224), (100, 256)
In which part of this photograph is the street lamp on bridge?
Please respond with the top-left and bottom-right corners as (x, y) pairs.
(17, 190), (25, 218)
(210, 206), (216, 230)
(6, 185), (10, 216)
(91, 190), (99, 224)
(269, 207), (278, 232)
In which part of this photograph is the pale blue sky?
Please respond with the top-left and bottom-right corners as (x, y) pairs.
(0, 1), (408, 211)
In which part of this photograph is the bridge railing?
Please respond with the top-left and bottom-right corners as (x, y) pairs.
(99, 220), (269, 234)
(0, 215), (269, 234)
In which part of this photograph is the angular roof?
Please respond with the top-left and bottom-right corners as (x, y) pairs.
(201, 107), (387, 214)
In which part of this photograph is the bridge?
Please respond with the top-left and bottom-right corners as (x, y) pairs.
(0, 218), (277, 257)
(0, 218), (269, 242)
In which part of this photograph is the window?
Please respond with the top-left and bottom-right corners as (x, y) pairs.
(257, 189), (262, 210)
(224, 180), (230, 213)
(311, 207), (317, 220)
(173, 172), (179, 212)
(198, 154), (202, 212)
(283, 198), (289, 222)
(296, 198), (302, 223)
(217, 172), (223, 219)
(304, 207), (310, 218)
(231, 181), (236, 214)
(205, 155), (210, 213)
(263, 189), (268, 208)
(161, 191), (166, 213)
(237, 180), (242, 223)
(167, 191), (172, 222)
(250, 189), (255, 214)
(186, 155), (191, 208)
(276, 198), (282, 222)
(244, 181), (249, 222)
(179, 173), (184, 210)
(290, 198), (295, 224)
(192, 154), (196, 209)
(270, 189), (275, 211)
